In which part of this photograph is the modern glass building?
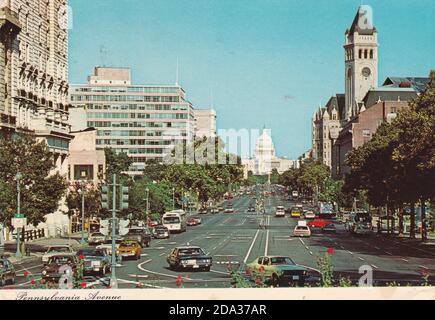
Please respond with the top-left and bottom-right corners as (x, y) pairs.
(70, 67), (195, 175)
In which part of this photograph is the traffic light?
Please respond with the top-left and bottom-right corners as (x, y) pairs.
(120, 186), (129, 210)
(101, 186), (109, 209)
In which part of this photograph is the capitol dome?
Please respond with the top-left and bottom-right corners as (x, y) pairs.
(254, 130), (275, 159)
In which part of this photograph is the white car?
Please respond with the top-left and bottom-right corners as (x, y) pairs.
(42, 245), (75, 264)
(88, 231), (108, 245)
(293, 221), (311, 237)
(304, 211), (316, 219)
(275, 206), (286, 217)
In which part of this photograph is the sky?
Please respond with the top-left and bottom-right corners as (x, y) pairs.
(68, 0), (434, 159)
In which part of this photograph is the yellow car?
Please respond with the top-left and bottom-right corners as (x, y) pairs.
(291, 208), (302, 218)
(117, 241), (142, 260)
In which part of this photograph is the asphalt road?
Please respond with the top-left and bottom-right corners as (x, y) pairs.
(5, 192), (434, 289)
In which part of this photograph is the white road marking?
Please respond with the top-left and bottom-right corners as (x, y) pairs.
(243, 229), (260, 263)
(214, 255), (238, 257)
(371, 264), (379, 269)
(128, 274), (149, 278)
(140, 253), (148, 257)
(264, 230), (270, 256)
(419, 265), (429, 270)
(401, 258), (409, 262)
(358, 257), (365, 261)
(347, 250), (354, 255)
(309, 251), (313, 255)
(159, 252), (166, 256)
(299, 238), (305, 245)
(385, 251), (393, 256)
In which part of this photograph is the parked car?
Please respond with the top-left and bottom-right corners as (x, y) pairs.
(246, 256), (308, 286)
(217, 206), (225, 212)
(192, 217), (202, 225)
(76, 248), (111, 276)
(0, 258), (15, 286)
(153, 225), (170, 239)
(198, 208), (208, 214)
(247, 205), (256, 213)
(88, 231), (108, 245)
(42, 245), (76, 264)
(117, 241), (142, 260)
(211, 207), (220, 214)
(167, 246), (212, 271)
(322, 223), (337, 234)
(41, 253), (80, 283)
(124, 227), (152, 247)
(148, 220), (160, 228)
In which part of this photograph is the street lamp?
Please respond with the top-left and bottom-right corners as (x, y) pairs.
(145, 187), (149, 222)
(172, 187), (175, 210)
(77, 187), (86, 244)
(15, 172), (22, 258)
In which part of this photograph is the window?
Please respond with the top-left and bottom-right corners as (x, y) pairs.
(359, 49), (362, 59)
(74, 165), (94, 181)
(391, 107), (397, 113)
(364, 49), (368, 59)
(370, 49), (374, 59)
(362, 129), (371, 138)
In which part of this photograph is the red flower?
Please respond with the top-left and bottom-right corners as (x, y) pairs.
(107, 285), (112, 289)
(175, 275), (183, 287)
(30, 279), (36, 285)
(258, 265), (265, 273)
(23, 271), (29, 278)
(327, 248), (334, 255)
(255, 277), (262, 285)
(79, 255), (85, 260)
(80, 282), (87, 289)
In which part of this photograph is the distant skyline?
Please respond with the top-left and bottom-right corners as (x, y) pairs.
(69, 0), (434, 159)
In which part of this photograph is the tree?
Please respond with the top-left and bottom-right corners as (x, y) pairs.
(0, 133), (67, 227)
(104, 147), (133, 181)
(66, 182), (102, 219)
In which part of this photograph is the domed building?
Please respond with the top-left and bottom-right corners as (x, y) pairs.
(242, 128), (297, 177)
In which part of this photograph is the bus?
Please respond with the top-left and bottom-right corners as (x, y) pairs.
(318, 202), (335, 219)
(162, 210), (187, 233)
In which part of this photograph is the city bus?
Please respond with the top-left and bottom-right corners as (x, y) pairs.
(162, 210), (187, 233)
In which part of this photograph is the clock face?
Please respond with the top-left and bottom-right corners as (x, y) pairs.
(362, 67), (371, 77)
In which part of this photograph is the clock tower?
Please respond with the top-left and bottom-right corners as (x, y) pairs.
(344, 6), (378, 120)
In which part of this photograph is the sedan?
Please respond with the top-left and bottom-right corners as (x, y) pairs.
(153, 226), (170, 239)
(41, 254), (80, 283)
(0, 258), (15, 287)
(246, 256), (308, 287)
(293, 225), (311, 237)
(76, 248), (111, 276)
(88, 232), (108, 245)
(117, 241), (142, 260)
(322, 223), (337, 234)
(167, 246), (212, 271)
(42, 245), (75, 264)
(187, 218), (199, 226)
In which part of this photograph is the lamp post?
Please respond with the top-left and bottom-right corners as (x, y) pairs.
(145, 187), (149, 222)
(15, 172), (22, 258)
(77, 187), (86, 244)
(172, 187), (175, 210)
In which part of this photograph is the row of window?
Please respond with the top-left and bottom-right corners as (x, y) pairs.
(71, 95), (181, 103)
(87, 112), (189, 119)
(85, 104), (189, 111)
(345, 48), (375, 60)
(88, 121), (189, 128)
(74, 87), (181, 94)
(96, 139), (172, 146)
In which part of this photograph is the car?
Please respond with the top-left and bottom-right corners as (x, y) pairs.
(217, 206), (225, 212)
(246, 256), (308, 286)
(290, 208), (302, 218)
(187, 218), (199, 226)
(225, 204), (234, 213)
(198, 208), (208, 214)
(41, 253), (80, 283)
(88, 231), (108, 245)
(117, 241), (142, 260)
(304, 211), (316, 219)
(124, 227), (152, 247)
(211, 208), (220, 214)
(192, 217), (202, 225)
(96, 242), (122, 261)
(247, 206), (256, 213)
(76, 248), (111, 276)
(167, 246), (212, 271)
(153, 225), (170, 239)
(0, 258), (16, 286)
(353, 225), (373, 236)
(148, 220), (160, 228)
(322, 223), (337, 234)
(308, 218), (333, 229)
(42, 245), (76, 264)
(275, 206), (286, 217)
(293, 221), (311, 237)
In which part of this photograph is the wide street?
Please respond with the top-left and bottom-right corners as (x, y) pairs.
(5, 190), (434, 289)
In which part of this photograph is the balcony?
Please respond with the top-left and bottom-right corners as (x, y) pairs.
(0, 6), (21, 32)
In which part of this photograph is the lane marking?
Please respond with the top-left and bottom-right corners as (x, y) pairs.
(401, 258), (409, 262)
(385, 251), (393, 256)
(299, 238), (305, 245)
(419, 265), (429, 270)
(347, 250), (354, 255)
(371, 264), (379, 269)
(358, 257), (365, 261)
(264, 230), (270, 256)
(159, 252), (166, 257)
(243, 229), (260, 263)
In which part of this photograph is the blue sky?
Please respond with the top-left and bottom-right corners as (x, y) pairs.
(69, 0), (434, 159)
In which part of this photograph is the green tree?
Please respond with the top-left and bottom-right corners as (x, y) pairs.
(104, 147), (133, 181)
(0, 133), (67, 226)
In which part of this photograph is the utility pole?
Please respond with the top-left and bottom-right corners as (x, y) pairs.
(145, 187), (149, 222)
(15, 172), (22, 258)
(110, 174), (118, 289)
(79, 188), (86, 244)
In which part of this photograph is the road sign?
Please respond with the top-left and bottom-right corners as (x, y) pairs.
(14, 213), (24, 218)
(12, 217), (27, 228)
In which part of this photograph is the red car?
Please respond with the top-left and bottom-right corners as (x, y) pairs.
(308, 218), (332, 229)
(187, 218), (199, 226)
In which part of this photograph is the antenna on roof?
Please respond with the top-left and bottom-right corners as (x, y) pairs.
(176, 57), (179, 86)
(99, 45), (109, 67)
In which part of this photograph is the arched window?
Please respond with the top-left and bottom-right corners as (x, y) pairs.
(370, 49), (374, 59)
(364, 49), (368, 59)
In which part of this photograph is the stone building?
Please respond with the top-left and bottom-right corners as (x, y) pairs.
(0, 0), (72, 177)
(193, 109), (216, 138)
